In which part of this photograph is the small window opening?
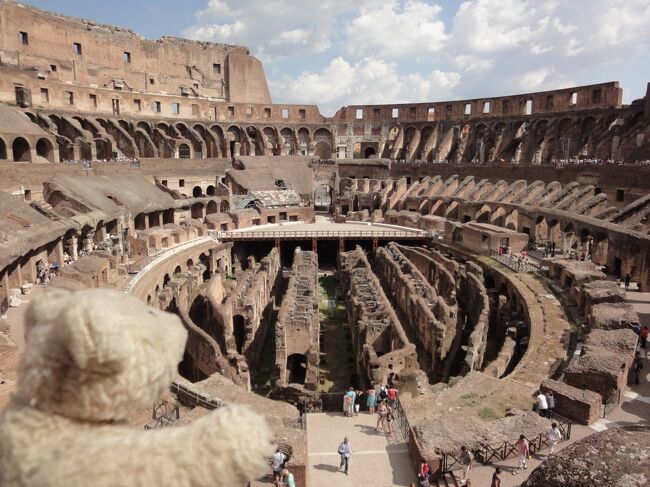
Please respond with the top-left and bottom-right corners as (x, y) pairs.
(172, 102), (180, 114)
(546, 95), (554, 110)
(299, 108), (306, 119)
(50, 64), (57, 72)
(427, 107), (435, 121)
(179, 179), (185, 187)
(464, 103), (472, 115)
(134, 99), (142, 111)
(213, 63), (221, 74)
(19, 32), (28, 45)
(40, 88), (49, 102)
(355, 108), (363, 119)
(73, 42), (82, 55)
(149, 78), (155, 85)
(391, 108), (399, 118)
(281, 108), (289, 118)
(616, 189), (624, 202)
(124, 52), (131, 63)
(90, 94), (97, 108)
(65, 91), (74, 105)
(483, 102), (490, 114)
(152, 101), (161, 113)
(264, 108), (271, 118)
(570, 92), (577, 106)
(245, 106), (253, 116)
(525, 99), (532, 115)
(228, 106), (235, 117)
(592, 88), (602, 104)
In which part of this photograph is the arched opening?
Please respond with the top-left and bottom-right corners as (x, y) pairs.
(206, 200), (218, 214)
(206, 185), (215, 196)
(0, 137), (6, 160)
(163, 208), (175, 225)
(178, 143), (191, 159)
(364, 147), (376, 158)
(193, 186), (203, 198)
(186, 258), (194, 268)
(134, 213), (147, 230)
(191, 202), (204, 219)
(35, 138), (54, 162)
(220, 200), (230, 213)
(163, 274), (171, 287)
(173, 265), (182, 276)
(287, 353), (307, 384)
(233, 315), (246, 354)
(12, 137), (31, 162)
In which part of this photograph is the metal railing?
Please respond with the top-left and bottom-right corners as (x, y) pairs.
(392, 397), (411, 441)
(218, 229), (428, 240)
(491, 250), (540, 273)
(171, 381), (223, 410)
(441, 414), (572, 472)
(144, 398), (180, 430)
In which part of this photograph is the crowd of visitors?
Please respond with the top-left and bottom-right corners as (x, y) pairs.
(60, 156), (140, 168)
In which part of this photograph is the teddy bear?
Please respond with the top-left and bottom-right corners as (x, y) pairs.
(0, 288), (273, 486)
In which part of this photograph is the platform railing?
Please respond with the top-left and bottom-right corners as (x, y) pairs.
(441, 414), (572, 472)
(218, 229), (429, 240)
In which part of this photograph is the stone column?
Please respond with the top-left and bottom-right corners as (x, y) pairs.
(83, 230), (95, 254)
(67, 234), (79, 261)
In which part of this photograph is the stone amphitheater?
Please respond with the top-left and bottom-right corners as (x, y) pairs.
(0, 1), (649, 486)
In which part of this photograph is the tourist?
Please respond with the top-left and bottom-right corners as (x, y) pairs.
(633, 351), (643, 385)
(378, 384), (388, 402)
(281, 469), (295, 487)
(346, 388), (356, 416)
(388, 385), (399, 406)
(366, 386), (377, 414)
(354, 389), (363, 415)
(514, 435), (530, 473)
(385, 404), (395, 435)
(625, 273), (631, 290)
(337, 437), (352, 474)
(491, 467), (502, 487)
(536, 391), (549, 418)
(271, 448), (286, 487)
(547, 423), (563, 454)
(376, 401), (388, 433)
(459, 446), (473, 483)
(418, 459), (430, 482)
(640, 326), (648, 349)
(545, 391), (555, 418)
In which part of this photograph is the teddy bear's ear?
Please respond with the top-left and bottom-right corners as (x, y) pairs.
(57, 297), (132, 373)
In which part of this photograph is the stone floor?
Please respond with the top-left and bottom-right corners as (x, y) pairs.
(306, 412), (416, 487)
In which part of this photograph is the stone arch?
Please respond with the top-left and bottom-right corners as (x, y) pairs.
(206, 185), (215, 196)
(35, 138), (54, 162)
(233, 315), (246, 354)
(191, 202), (204, 219)
(12, 137), (31, 162)
(192, 186), (203, 198)
(490, 206), (508, 227)
(227, 125), (244, 157)
(476, 204), (491, 223)
(163, 273), (171, 287)
(280, 127), (296, 155)
(287, 353), (307, 384)
(444, 201), (460, 220)
(0, 137), (6, 160)
(297, 127), (310, 155)
(534, 216), (548, 241)
(504, 209), (519, 231)
(364, 147), (376, 158)
(220, 200), (230, 213)
(178, 143), (191, 159)
(206, 200), (218, 214)
(134, 213), (147, 231)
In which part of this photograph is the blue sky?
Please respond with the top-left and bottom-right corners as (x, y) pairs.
(24, 0), (650, 115)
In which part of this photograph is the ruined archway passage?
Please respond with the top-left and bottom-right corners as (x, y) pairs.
(233, 314), (246, 354)
(287, 353), (307, 384)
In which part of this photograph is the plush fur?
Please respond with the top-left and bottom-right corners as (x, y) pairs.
(0, 289), (273, 486)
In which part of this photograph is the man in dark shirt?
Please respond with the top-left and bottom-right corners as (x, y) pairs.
(491, 467), (502, 487)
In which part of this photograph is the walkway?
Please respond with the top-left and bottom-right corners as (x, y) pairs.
(307, 412), (416, 487)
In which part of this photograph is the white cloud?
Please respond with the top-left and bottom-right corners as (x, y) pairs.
(183, 0), (356, 61)
(270, 29), (310, 46)
(269, 57), (460, 116)
(344, 0), (448, 59)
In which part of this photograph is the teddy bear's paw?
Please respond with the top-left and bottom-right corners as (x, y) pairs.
(193, 405), (274, 483)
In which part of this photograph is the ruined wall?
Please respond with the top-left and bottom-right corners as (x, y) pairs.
(274, 249), (319, 388)
(339, 246), (420, 388)
(374, 243), (455, 381)
(0, 0), (270, 105)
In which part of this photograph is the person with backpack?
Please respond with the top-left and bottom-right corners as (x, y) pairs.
(378, 384), (388, 402)
(459, 446), (473, 483)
